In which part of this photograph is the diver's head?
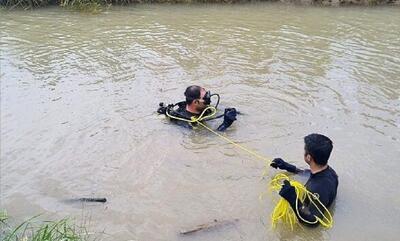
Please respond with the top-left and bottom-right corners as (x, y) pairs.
(303, 133), (333, 167)
(184, 85), (209, 114)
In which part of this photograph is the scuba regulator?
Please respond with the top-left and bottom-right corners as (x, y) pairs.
(203, 91), (220, 109)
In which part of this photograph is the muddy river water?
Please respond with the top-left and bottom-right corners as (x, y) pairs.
(1, 3), (400, 241)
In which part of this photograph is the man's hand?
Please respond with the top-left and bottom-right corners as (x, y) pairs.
(279, 180), (297, 204)
(157, 102), (167, 115)
(217, 108), (237, 131)
(224, 108), (237, 121)
(270, 158), (298, 173)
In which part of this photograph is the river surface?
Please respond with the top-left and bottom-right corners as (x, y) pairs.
(1, 3), (400, 241)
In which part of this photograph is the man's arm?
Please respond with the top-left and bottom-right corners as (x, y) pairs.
(279, 181), (328, 227)
(217, 108), (237, 131)
(290, 200), (320, 227)
(270, 158), (309, 175)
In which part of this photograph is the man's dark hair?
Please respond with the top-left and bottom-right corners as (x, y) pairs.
(304, 133), (333, 166)
(184, 85), (202, 105)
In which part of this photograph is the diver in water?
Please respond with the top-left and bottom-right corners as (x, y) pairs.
(157, 85), (237, 131)
(270, 133), (339, 227)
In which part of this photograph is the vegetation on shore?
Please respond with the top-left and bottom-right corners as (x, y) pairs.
(0, 0), (108, 11)
(0, 0), (398, 11)
(0, 210), (92, 241)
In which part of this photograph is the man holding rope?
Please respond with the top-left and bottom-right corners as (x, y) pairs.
(270, 133), (339, 227)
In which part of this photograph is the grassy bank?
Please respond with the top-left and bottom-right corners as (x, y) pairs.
(1, 0), (263, 11)
(0, 211), (92, 241)
(0, 0), (108, 11)
(1, 0), (399, 11)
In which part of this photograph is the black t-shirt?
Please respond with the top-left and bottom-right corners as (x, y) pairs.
(291, 166), (339, 226)
(305, 166), (339, 209)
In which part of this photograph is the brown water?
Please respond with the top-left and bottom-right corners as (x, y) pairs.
(1, 3), (400, 241)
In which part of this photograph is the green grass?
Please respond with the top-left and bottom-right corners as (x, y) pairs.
(60, 0), (106, 12)
(0, 0), (49, 10)
(0, 0), (100, 11)
(1, 213), (91, 241)
(0, 0), (269, 11)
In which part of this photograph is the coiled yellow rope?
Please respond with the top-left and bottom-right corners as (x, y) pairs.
(269, 173), (334, 229)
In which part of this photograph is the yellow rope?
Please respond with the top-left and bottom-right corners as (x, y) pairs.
(165, 105), (217, 123)
(196, 122), (271, 163)
(269, 173), (334, 229)
(164, 106), (334, 229)
(166, 105), (271, 163)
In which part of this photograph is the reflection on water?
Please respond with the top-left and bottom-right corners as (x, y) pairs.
(1, 3), (400, 241)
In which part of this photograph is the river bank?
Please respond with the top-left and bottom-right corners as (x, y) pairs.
(1, 0), (399, 11)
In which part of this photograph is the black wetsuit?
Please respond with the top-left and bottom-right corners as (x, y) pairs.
(175, 104), (196, 120)
(168, 102), (199, 128)
(291, 166), (339, 226)
(160, 101), (235, 130)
